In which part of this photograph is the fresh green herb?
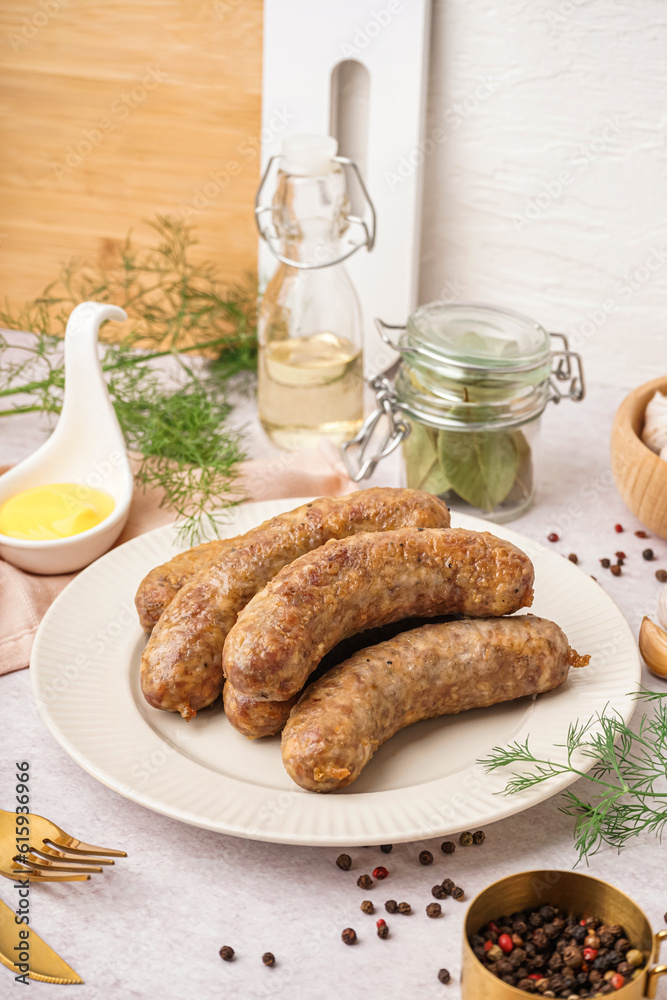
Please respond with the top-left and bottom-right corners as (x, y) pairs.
(480, 690), (667, 862)
(0, 216), (258, 544)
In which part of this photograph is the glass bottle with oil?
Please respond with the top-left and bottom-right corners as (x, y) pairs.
(255, 134), (375, 450)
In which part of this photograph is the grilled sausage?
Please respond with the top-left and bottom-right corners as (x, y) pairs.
(140, 489), (451, 718)
(135, 538), (235, 632)
(224, 527), (535, 702)
(223, 685), (297, 739)
(282, 615), (589, 792)
(136, 489), (450, 632)
(223, 616), (460, 740)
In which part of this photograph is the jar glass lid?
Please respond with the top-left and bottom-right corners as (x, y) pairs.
(404, 302), (551, 371)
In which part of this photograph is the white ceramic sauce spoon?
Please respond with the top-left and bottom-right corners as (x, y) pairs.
(0, 302), (134, 574)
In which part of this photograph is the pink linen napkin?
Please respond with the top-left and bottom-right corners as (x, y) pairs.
(0, 441), (356, 674)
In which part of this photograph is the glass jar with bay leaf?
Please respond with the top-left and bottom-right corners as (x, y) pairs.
(342, 303), (585, 522)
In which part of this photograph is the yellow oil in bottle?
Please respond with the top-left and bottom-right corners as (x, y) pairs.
(259, 332), (363, 451)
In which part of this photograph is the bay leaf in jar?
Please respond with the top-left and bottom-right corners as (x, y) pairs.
(403, 420), (451, 495)
(436, 426), (520, 512)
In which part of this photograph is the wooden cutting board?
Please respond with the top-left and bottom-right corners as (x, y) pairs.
(0, 0), (263, 310)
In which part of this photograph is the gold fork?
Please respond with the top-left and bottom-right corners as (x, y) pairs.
(0, 809), (126, 883)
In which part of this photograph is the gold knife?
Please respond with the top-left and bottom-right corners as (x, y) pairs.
(0, 896), (82, 984)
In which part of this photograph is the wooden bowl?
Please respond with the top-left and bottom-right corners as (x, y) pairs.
(611, 375), (667, 541)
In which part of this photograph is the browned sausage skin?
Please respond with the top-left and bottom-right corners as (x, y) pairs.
(223, 685), (297, 739)
(135, 538), (234, 632)
(136, 489), (450, 631)
(281, 615), (589, 792)
(140, 489), (451, 719)
(223, 617), (459, 740)
(224, 528), (535, 702)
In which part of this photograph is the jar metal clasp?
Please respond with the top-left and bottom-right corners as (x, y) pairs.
(341, 374), (410, 482)
(341, 317), (586, 483)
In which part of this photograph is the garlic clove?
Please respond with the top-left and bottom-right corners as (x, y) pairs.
(658, 586), (667, 631)
(642, 390), (667, 454)
(639, 616), (667, 678)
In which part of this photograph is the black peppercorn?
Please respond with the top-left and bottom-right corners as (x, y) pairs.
(385, 899), (398, 913)
(529, 911), (544, 928)
(548, 951), (564, 972)
(643, 548), (655, 561)
(600, 557), (611, 568)
(341, 929), (357, 946)
(563, 944), (583, 968)
(360, 900), (374, 914)
(357, 874), (373, 889)
(431, 884), (448, 900)
(548, 973), (564, 993)
(437, 968), (451, 984)
(380, 844), (393, 853)
(377, 920), (389, 939)
(656, 569), (667, 582)
(219, 946), (234, 962)
(419, 850), (434, 865)
(539, 905), (556, 922)
(442, 878), (456, 894)
(572, 924), (587, 944)
(532, 928), (548, 950)
(517, 977), (536, 993)
(611, 564), (622, 576)
(473, 829), (486, 844)
(451, 886), (465, 901)
(459, 831), (474, 847)
(398, 901), (412, 914)
(509, 948), (527, 969)
(568, 553), (579, 564)
(494, 959), (514, 977)
(336, 853), (352, 871)
(615, 937), (631, 954)
(440, 840), (456, 854)
(262, 952), (275, 966)
(426, 902), (442, 918)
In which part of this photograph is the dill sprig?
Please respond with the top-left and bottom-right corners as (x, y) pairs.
(480, 690), (667, 862)
(0, 217), (258, 544)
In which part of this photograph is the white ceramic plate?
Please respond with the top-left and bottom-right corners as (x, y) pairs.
(31, 499), (640, 846)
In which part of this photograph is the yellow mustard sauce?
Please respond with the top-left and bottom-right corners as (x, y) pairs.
(0, 483), (115, 540)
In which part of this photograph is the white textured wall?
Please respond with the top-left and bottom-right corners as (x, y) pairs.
(419, 0), (667, 391)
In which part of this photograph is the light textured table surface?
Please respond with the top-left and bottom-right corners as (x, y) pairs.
(1, 378), (666, 1000)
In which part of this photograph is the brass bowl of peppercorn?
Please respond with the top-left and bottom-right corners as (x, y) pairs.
(461, 870), (667, 999)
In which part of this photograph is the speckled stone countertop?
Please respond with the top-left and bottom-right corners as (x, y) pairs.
(1, 368), (666, 999)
